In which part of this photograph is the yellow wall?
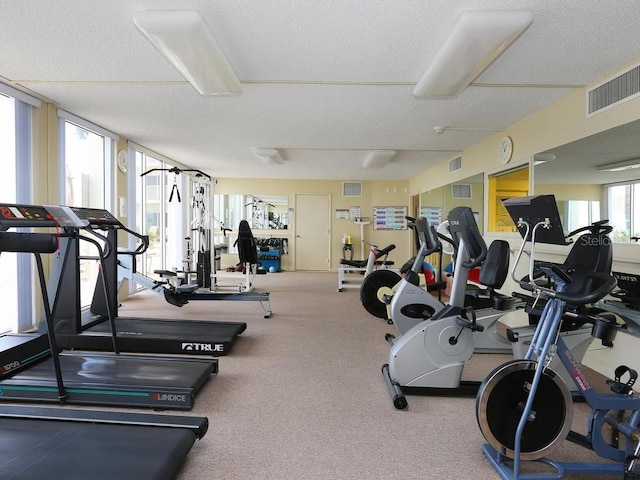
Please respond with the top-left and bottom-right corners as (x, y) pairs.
(216, 178), (412, 270)
(487, 167), (529, 232)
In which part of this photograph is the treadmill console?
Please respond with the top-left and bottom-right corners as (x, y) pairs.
(70, 207), (123, 228)
(0, 204), (87, 229)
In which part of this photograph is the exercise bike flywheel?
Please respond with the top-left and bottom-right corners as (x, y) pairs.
(476, 359), (574, 461)
(360, 269), (402, 319)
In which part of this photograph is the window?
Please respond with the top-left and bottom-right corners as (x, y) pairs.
(134, 149), (185, 283)
(0, 85), (40, 332)
(605, 182), (640, 243)
(557, 200), (601, 234)
(59, 111), (115, 308)
(0, 94), (18, 332)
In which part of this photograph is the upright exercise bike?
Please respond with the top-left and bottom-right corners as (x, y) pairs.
(384, 216), (515, 353)
(360, 216), (445, 322)
(476, 194), (638, 479)
(338, 241), (397, 292)
(382, 206), (490, 409)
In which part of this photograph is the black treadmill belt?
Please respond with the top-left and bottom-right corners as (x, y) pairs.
(87, 317), (247, 338)
(4, 353), (213, 389)
(0, 417), (195, 479)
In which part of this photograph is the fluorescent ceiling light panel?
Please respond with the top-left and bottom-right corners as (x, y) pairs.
(413, 10), (533, 99)
(596, 158), (640, 172)
(253, 148), (284, 165)
(133, 10), (242, 96)
(362, 150), (396, 169)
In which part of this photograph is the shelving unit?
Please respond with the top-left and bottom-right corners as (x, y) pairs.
(256, 238), (286, 272)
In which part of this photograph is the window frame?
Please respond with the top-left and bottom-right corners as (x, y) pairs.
(0, 83), (40, 332)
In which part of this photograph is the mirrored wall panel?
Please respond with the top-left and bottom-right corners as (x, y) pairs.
(533, 118), (640, 242)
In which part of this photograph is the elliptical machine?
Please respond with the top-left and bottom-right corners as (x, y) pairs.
(475, 194), (635, 479)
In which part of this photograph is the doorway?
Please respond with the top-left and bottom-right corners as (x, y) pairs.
(295, 194), (331, 271)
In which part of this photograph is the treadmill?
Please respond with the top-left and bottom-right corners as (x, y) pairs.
(0, 204), (216, 410)
(50, 206), (247, 356)
(0, 220), (208, 478)
(0, 405), (208, 479)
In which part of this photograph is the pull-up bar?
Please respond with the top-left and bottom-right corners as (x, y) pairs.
(140, 167), (213, 203)
(140, 166), (211, 180)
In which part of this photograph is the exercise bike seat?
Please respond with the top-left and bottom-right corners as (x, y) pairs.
(340, 259), (367, 268)
(465, 240), (515, 311)
(522, 222), (614, 332)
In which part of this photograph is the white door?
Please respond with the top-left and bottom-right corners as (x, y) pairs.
(295, 194), (331, 271)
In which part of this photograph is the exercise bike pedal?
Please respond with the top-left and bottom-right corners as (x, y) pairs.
(454, 308), (485, 332)
(606, 365), (638, 395)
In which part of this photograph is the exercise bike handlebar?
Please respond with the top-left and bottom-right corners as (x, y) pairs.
(375, 243), (396, 257)
(461, 241), (487, 269)
(566, 219), (613, 238)
(362, 240), (396, 257)
(520, 269), (617, 306)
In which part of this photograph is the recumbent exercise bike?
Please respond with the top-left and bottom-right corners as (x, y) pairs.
(476, 194), (637, 479)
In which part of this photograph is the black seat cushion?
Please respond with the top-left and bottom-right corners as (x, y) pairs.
(234, 220), (258, 264)
(478, 240), (510, 290)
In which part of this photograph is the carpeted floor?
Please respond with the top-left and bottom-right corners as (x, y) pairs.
(118, 271), (621, 480)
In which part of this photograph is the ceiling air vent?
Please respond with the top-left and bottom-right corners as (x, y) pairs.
(449, 156), (462, 173)
(451, 183), (472, 199)
(587, 62), (640, 116)
(343, 181), (362, 197)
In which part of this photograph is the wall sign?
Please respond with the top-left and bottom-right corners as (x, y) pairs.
(373, 206), (408, 230)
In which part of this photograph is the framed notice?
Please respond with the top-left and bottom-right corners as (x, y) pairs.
(373, 206), (408, 230)
(335, 209), (349, 220)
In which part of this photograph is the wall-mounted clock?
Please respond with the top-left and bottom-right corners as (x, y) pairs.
(499, 136), (513, 164)
(117, 149), (129, 173)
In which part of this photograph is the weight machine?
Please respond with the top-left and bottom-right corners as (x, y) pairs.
(137, 167), (271, 316)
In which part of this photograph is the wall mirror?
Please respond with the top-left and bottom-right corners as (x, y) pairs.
(214, 194), (289, 231)
(213, 194), (289, 256)
(419, 174), (484, 272)
(533, 118), (640, 243)
(419, 173), (484, 231)
(445, 173), (484, 233)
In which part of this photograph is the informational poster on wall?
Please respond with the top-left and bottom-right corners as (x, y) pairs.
(419, 206), (443, 228)
(335, 208), (349, 220)
(373, 206), (408, 230)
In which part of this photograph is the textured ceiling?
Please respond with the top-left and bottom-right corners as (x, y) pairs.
(1, 0), (640, 180)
